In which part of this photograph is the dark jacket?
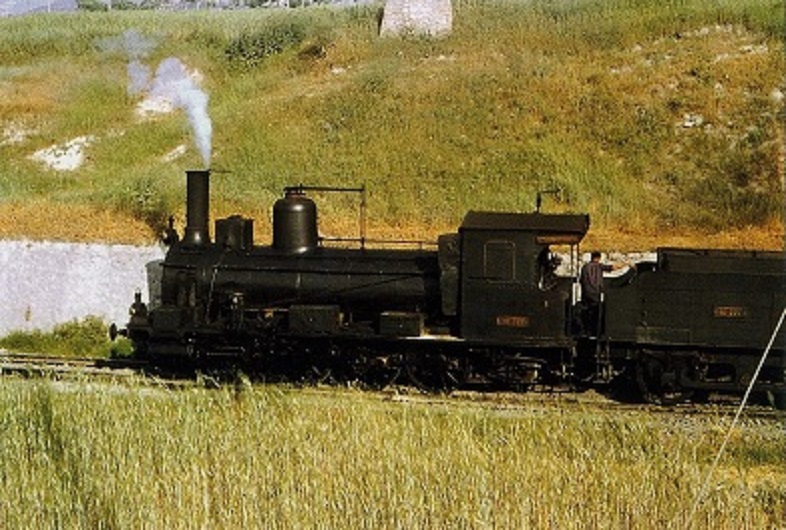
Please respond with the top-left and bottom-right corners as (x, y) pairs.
(579, 260), (612, 304)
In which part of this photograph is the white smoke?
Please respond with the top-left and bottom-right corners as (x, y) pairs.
(127, 60), (152, 96)
(100, 29), (213, 167)
(148, 58), (213, 167)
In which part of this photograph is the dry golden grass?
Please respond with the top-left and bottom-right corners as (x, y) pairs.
(0, 66), (58, 119)
(1, 199), (782, 253)
(585, 220), (786, 253)
(0, 379), (782, 529)
(0, 201), (154, 244)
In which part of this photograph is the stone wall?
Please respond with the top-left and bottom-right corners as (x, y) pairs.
(0, 240), (164, 334)
(380, 0), (452, 37)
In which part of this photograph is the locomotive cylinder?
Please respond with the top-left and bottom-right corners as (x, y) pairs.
(183, 170), (211, 247)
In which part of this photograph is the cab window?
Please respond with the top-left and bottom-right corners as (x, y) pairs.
(483, 240), (515, 281)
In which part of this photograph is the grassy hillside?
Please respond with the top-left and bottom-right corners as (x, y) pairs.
(0, 0), (783, 246)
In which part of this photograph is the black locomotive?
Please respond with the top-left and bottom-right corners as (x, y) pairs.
(118, 170), (786, 408)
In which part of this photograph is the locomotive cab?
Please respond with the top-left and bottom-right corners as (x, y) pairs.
(457, 211), (589, 346)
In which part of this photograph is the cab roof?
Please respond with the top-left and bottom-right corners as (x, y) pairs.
(460, 211), (590, 244)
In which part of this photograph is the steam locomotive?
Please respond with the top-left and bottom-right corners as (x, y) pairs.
(118, 170), (786, 408)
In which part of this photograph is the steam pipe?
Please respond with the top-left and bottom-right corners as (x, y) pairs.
(536, 187), (562, 213)
(183, 169), (211, 247)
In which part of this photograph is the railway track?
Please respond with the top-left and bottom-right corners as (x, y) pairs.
(383, 387), (785, 421)
(0, 349), (148, 379)
(0, 349), (783, 421)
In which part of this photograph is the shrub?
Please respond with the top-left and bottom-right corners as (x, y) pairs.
(103, 175), (177, 237)
(0, 316), (123, 358)
(225, 22), (308, 69)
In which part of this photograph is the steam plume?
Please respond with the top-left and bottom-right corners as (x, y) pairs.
(99, 30), (156, 96)
(127, 60), (151, 96)
(100, 30), (213, 167)
(149, 58), (213, 167)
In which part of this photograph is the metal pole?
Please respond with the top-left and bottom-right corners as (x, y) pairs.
(360, 184), (367, 249)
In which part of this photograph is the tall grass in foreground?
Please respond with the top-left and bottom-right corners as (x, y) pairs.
(0, 380), (783, 528)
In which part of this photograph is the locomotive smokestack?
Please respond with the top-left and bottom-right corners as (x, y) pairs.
(183, 169), (210, 247)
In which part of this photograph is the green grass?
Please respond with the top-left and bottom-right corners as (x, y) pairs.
(0, 316), (132, 358)
(0, 0), (783, 239)
(0, 380), (782, 528)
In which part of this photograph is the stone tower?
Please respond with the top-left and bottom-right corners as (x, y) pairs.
(379, 0), (453, 37)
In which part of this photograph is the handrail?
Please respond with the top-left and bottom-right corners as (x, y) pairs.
(284, 184), (368, 248)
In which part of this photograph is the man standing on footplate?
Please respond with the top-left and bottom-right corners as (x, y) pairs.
(580, 251), (627, 336)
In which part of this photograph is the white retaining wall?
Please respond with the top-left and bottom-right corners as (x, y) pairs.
(0, 240), (164, 334)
